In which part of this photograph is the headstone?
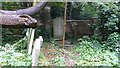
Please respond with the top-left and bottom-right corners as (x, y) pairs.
(32, 36), (43, 66)
(53, 17), (64, 40)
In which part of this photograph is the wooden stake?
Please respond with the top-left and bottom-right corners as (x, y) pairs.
(28, 2), (37, 55)
(28, 28), (35, 54)
(62, 0), (67, 48)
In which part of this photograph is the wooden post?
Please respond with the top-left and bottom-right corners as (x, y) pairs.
(28, 28), (35, 54)
(32, 36), (43, 66)
(62, 1), (67, 48)
(0, 3), (2, 46)
(27, 2), (38, 55)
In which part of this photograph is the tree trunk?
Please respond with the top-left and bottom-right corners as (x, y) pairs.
(0, 0), (48, 28)
(0, 14), (37, 28)
(0, 0), (48, 15)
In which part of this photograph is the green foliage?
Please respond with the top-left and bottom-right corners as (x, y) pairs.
(50, 57), (66, 66)
(0, 44), (32, 66)
(69, 2), (99, 20)
(2, 2), (20, 10)
(2, 28), (26, 46)
(91, 2), (120, 53)
(1, 2), (27, 10)
(1, 2), (120, 66)
(50, 2), (64, 19)
(98, 3), (119, 39)
(65, 33), (78, 43)
(13, 36), (28, 51)
(81, 3), (99, 17)
(104, 32), (120, 52)
(50, 2), (99, 20)
(74, 38), (119, 66)
(0, 51), (31, 66)
(35, 26), (53, 42)
(39, 52), (46, 59)
(1, 40), (119, 66)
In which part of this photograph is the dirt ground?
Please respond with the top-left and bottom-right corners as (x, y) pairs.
(39, 43), (80, 66)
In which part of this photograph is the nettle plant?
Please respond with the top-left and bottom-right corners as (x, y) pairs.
(98, 3), (119, 40)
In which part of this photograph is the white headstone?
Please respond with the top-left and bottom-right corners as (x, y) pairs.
(32, 36), (43, 66)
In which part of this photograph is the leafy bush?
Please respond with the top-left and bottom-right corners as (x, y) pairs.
(0, 44), (32, 66)
(50, 57), (66, 66)
(13, 36), (28, 51)
(2, 28), (26, 46)
(68, 2), (98, 20)
(35, 26), (53, 42)
(98, 3), (119, 40)
(104, 32), (120, 52)
(50, 2), (64, 19)
(91, 2), (120, 52)
(74, 38), (119, 66)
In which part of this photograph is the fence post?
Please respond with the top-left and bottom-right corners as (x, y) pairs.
(28, 28), (35, 54)
(0, 3), (2, 46)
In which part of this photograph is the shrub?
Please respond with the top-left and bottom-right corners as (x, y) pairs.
(0, 44), (31, 66)
(74, 38), (119, 66)
(98, 3), (119, 40)
(105, 32), (120, 52)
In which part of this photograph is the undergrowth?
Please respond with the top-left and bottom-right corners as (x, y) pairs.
(74, 38), (119, 66)
(0, 36), (119, 67)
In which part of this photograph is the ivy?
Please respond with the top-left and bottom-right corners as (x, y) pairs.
(98, 3), (119, 40)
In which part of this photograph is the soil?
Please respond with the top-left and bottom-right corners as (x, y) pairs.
(39, 43), (80, 66)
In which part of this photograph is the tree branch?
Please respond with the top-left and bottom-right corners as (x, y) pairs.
(0, 0), (48, 15)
